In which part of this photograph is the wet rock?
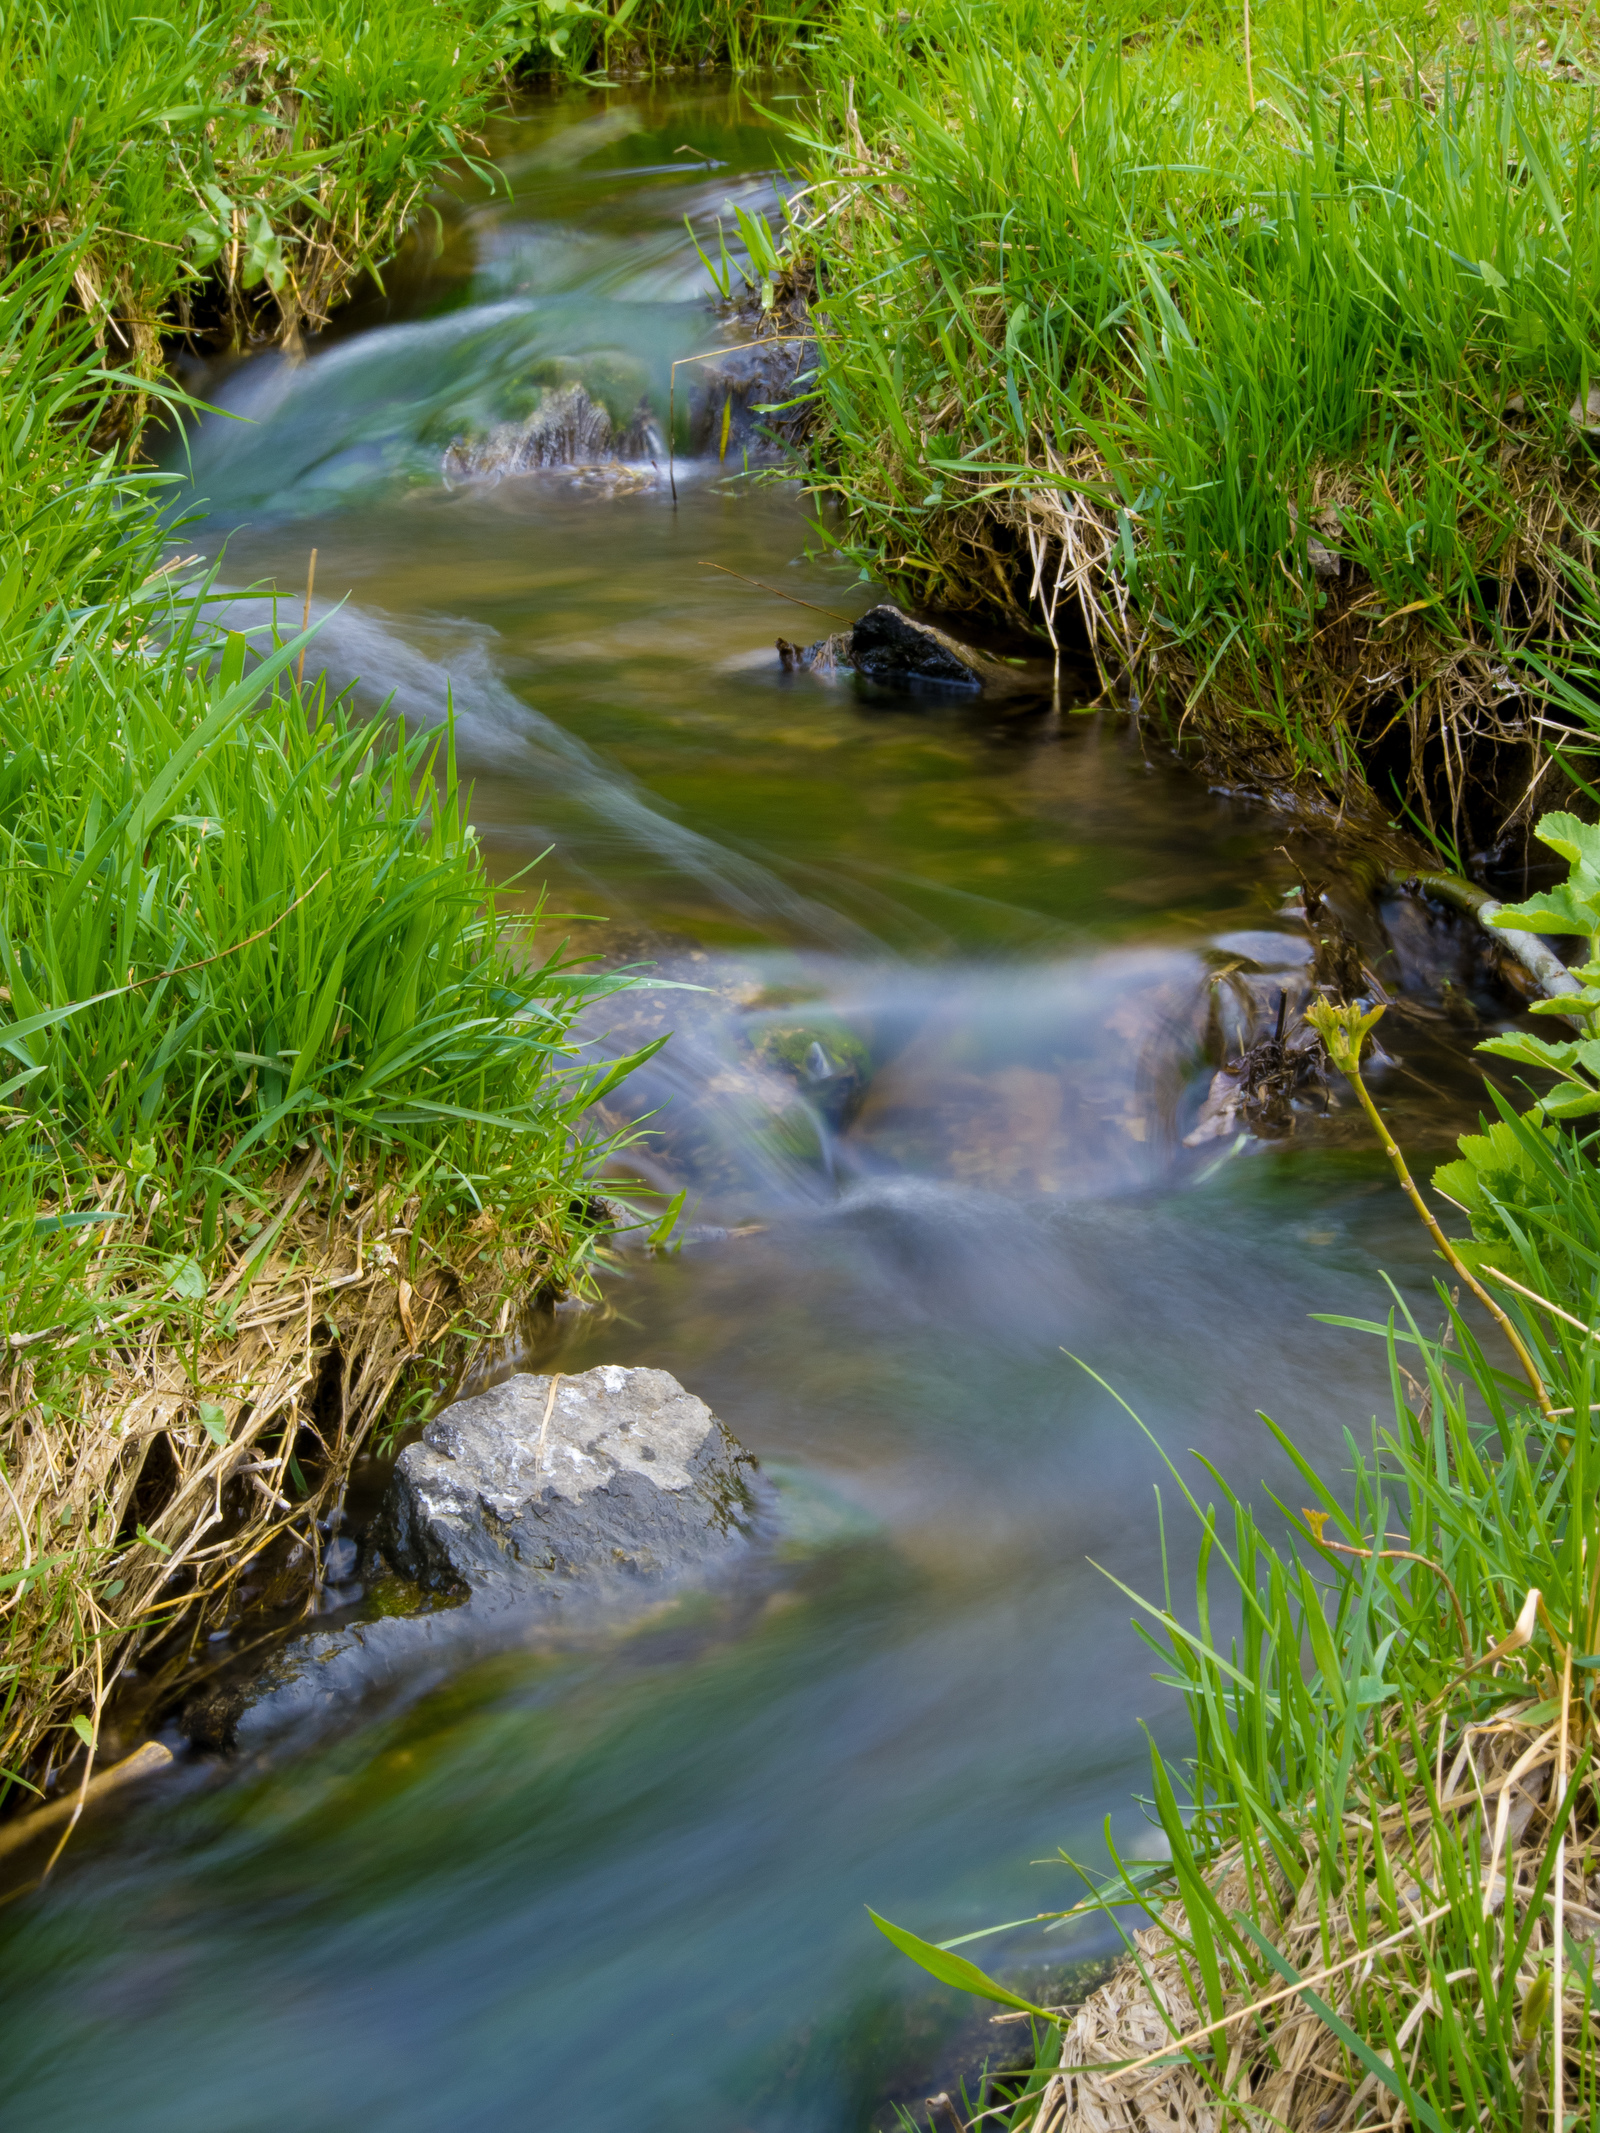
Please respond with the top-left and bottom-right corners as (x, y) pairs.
(376, 1365), (758, 1604)
(1286, 498), (1345, 582)
(444, 383), (658, 480)
(571, 938), (843, 1200)
(1184, 986), (1330, 1145)
(689, 333), (816, 461)
(182, 1605), (467, 1753)
(747, 1017), (870, 1127)
(181, 1367), (759, 1752)
(780, 604), (1038, 697)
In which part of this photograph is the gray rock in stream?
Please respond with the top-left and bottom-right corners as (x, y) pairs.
(376, 1365), (757, 1605)
(181, 1367), (758, 1752)
(687, 334), (816, 460)
(183, 1608), (470, 1754)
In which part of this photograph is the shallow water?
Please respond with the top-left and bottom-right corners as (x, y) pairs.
(0, 80), (1517, 2132)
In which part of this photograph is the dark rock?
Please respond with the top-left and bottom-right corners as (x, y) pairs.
(181, 1606), (467, 1753)
(688, 334), (816, 461)
(784, 604), (1040, 697)
(1286, 498), (1344, 582)
(376, 1365), (757, 1605)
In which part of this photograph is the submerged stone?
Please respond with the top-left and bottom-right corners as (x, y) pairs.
(687, 334), (816, 461)
(375, 1365), (758, 1605)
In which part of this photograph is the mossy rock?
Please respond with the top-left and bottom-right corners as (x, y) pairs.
(747, 1018), (871, 1083)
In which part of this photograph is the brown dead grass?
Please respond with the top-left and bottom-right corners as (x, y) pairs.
(1031, 1695), (1598, 2133)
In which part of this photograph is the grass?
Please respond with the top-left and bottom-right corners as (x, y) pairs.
(0, 0), (535, 369)
(0, 0), (829, 1841)
(788, 0), (1600, 837)
(0, 2), (830, 385)
(509, 0), (829, 78)
(0, 243), (651, 1810)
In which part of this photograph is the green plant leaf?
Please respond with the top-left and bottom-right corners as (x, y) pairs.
(866, 1909), (1058, 2016)
(163, 1257), (207, 1301)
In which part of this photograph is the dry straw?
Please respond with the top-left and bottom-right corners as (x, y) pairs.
(1038, 1689), (1596, 2133)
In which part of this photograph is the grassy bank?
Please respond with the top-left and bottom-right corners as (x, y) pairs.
(0, 240), (652, 1807)
(792, 0), (1600, 839)
(0, 0), (840, 1833)
(0, 2), (825, 387)
(776, 5), (1600, 2111)
(0, 0), (531, 368)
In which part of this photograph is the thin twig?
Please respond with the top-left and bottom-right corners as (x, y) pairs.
(1301, 1517), (1473, 1661)
(1480, 1264), (1599, 1341)
(535, 1372), (562, 1472)
(117, 868), (333, 996)
(667, 337), (811, 500)
(0, 1740), (171, 1862)
(1555, 1639), (1572, 2131)
(40, 1623), (104, 1881)
(0, 867), (336, 1089)
(696, 560), (853, 623)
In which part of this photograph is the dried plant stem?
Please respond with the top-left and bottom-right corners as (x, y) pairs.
(1555, 1637), (1572, 2130)
(0, 1739), (170, 1862)
(696, 560), (852, 622)
(1097, 1899), (1452, 2084)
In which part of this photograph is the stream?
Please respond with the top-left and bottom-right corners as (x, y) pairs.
(0, 80), (1516, 2132)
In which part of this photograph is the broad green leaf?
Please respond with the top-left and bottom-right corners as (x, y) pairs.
(1534, 810), (1600, 879)
(163, 1257), (207, 1301)
(1489, 882), (1594, 936)
(866, 1910), (1058, 2016)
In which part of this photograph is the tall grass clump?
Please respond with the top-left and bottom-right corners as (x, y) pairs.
(0, 247), (646, 1804)
(793, 0), (1600, 835)
(0, 0), (524, 368)
(874, 829), (1600, 2128)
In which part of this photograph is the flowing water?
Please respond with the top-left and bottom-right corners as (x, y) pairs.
(1, 81), (1514, 2131)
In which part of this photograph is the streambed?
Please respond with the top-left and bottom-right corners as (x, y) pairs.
(0, 81), (1523, 2131)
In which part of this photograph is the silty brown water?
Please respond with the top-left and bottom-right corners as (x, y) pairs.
(0, 79), (1520, 2132)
